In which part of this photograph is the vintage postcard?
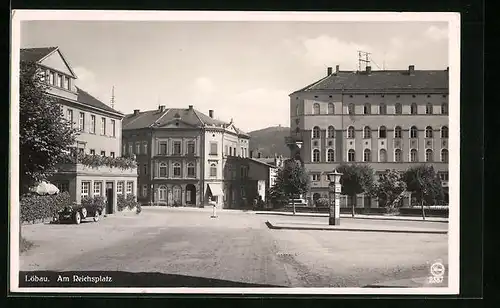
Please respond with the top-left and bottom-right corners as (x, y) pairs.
(10, 10), (460, 294)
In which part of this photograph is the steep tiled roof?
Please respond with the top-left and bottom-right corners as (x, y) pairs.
(123, 107), (249, 137)
(20, 47), (58, 63)
(292, 69), (449, 94)
(75, 87), (123, 115)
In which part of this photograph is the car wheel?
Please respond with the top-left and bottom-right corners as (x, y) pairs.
(74, 211), (81, 225)
(93, 210), (99, 222)
(81, 207), (87, 219)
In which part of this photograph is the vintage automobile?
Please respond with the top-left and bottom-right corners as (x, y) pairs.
(55, 203), (103, 224)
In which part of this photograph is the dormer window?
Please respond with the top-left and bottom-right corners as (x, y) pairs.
(57, 74), (63, 88)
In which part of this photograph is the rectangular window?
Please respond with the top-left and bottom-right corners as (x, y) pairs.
(143, 164), (148, 175)
(173, 141), (182, 155)
(159, 142), (168, 155)
(143, 142), (148, 155)
(49, 71), (55, 85)
(90, 115), (96, 134)
(101, 117), (106, 135)
(110, 120), (116, 137)
(100, 150), (106, 156)
(93, 182), (102, 196)
(173, 163), (181, 177)
(311, 174), (320, 181)
(136, 142), (141, 154)
(241, 147), (244, 157)
(187, 142), (195, 155)
(126, 182), (133, 195)
(128, 143), (133, 155)
(187, 163), (195, 177)
(90, 149), (95, 155)
(142, 185), (148, 197)
(81, 181), (90, 197)
(117, 182), (124, 195)
(65, 76), (71, 90)
(56, 182), (69, 192)
(57, 74), (63, 88)
(210, 142), (218, 155)
(63, 76), (69, 89)
(210, 163), (217, 177)
(66, 109), (73, 127)
(79, 112), (85, 131)
(224, 145), (228, 156)
(110, 152), (115, 158)
(439, 172), (449, 182)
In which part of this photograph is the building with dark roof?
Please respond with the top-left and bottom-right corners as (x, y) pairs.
(20, 47), (137, 214)
(286, 65), (449, 208)
(122, 105), (250, 208)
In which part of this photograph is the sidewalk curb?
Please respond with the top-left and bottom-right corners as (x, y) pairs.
(265, 221), (448, 235)
(255, 212), (448, 223)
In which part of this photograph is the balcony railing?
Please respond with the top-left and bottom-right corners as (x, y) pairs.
(56, 152), (137, 175)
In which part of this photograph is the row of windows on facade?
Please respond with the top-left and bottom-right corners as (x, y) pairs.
(224, 144), (248, 158)
(305, 102), (449, 116)
(88, 149), (116, 158)
(80, 181), (135, 197)
(66, 109), (116, 137)
(311, 125), (449, 139)
(312, 171), (449, 182)
(310, 148), (449, 163)
(157, 162), (197, 178)
(43, 68), (72, 91)
(224, 165), (249, 180)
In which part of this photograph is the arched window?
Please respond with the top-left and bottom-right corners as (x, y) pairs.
(379, 103), (387, 115)
(364, 103), (371, 114)
(173, 186), (182, 203)
(348, 103), (355, 115)
(395, 103), (402, 114)
(410, 126), (418, 138)
(411, 103), (418, 115)
(173, 162), (181, 177)
(312, 149), (320, 162)
(210, 163), (217, 177)
(328, 103), (335, 114)
(426, 103), (433, 115)
(426, 149), (433, 162)
(363, 149), (371, 162)
(441, 149), (449, 162)
(348, 149), (356, 162)
(441, 126), (449, 138)
(425, 126), (433, 138)
(379, 126), (387, 138)
(394, 126), (402, 138)
(327, 149), (335, 162)
(328, 126), (335, 138)
(187, 162), (195, 178)
(363, 126), (371, 139)
(159, 162), (167, 177)
(312, 126), (320, 139)
(347, 126), (355, 139)
(379, 149), (387, 162)
(410, 149), (418, 162)
(158, 185), (167, 200)
(313, 103), (320, 115)
(441, 103), (448, 115)
(395, 149), (402, 162)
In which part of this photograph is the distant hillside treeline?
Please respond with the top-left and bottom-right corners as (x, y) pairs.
(248, 126), (290, 158)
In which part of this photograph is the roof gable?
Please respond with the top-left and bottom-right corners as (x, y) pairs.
(20, 47), (58, 63)
(39, 49), (76, 77)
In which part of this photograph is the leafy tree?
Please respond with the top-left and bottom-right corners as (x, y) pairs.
(336, 163), (376, 217)
(19, 60), (78, 194)
(373, 169), (407, 213)
(402, 165), (444, 220)
(270, 159), (310, 214)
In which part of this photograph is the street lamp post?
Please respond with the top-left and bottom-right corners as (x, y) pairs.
(328, 169), (343, 225)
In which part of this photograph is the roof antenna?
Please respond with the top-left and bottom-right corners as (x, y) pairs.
(110, 86), (115, 109)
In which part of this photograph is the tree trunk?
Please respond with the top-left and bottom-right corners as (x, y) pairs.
(351, 195), (356, 217)
(421, 198), (426, 220)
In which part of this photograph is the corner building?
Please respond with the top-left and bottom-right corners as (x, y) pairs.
(287, 65), (449, 207)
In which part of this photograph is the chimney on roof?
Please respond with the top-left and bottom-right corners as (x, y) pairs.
(366, 66), (372, 74)
(409, 65), (415, 75)
(446, 66), (449, 72)
(209, 110), (214, 118)
(188, 105), (193, 110)
(159, 105), (166, 112)
(336, 65), (340, 74)
(250, 150), (253, 158)
(258, 152), (261, 158)
(327, 67), (333, 76)
(133, 109), (140, 116)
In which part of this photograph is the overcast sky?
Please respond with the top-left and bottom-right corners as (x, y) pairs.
(21, 20), (448, 132)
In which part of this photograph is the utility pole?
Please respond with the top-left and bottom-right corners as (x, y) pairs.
(110, 86), (115, 109)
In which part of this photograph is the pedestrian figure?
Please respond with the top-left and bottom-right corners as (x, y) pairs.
(209, 197), (217, 218)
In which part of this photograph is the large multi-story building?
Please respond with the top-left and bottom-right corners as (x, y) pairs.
(122, 106), (250, 208)
(20, 47), (138, 214)
(286, 64), (449, 207)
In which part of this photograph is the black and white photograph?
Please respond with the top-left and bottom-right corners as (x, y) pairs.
(10, 11), (460, 294)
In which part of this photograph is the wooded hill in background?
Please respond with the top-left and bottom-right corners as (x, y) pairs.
(248, 126), (290, 158)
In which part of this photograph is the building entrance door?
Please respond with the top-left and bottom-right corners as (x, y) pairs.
(106, 182), (114, 214)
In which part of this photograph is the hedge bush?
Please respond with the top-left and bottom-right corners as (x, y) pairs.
(315, 198), (330, 207)
(117, 194), (140, 212)
(20, 192), (70, 223)
(81, 195), (106, 212)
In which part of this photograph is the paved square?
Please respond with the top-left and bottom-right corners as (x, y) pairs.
(20, 207), (448, 287)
